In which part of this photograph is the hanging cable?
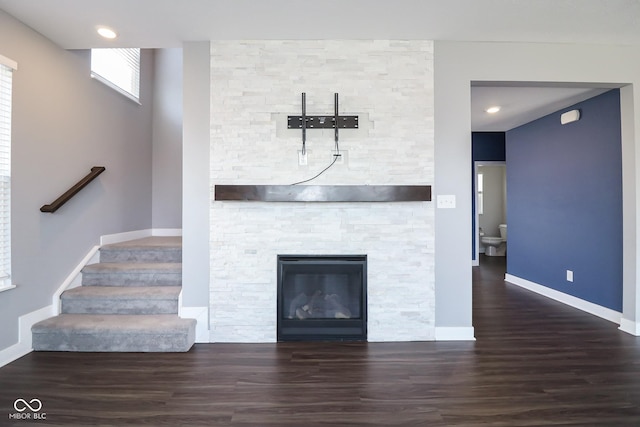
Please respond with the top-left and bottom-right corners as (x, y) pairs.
(290, 155), (340, 186)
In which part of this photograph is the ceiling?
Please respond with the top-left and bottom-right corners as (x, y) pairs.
(0, 0), (636, 131)
(470, 84), (615, 132)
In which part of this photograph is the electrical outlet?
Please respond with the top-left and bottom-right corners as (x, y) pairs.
(298, 150), (308, 166)
(331, 150), (347, 165)
(566, 270), (574, 282)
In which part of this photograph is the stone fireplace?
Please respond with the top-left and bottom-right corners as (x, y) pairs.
(209, 40), (435, 342)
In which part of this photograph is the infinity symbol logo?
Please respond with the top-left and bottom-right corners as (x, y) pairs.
(13, 398), (42, 412)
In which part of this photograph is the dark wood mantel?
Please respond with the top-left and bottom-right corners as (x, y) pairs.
(214, 185), (431, 202)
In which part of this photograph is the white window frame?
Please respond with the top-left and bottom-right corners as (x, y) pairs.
(0, 54), (15, 292)
(477, 172), (484, 215)
(90, 48), (141, 104)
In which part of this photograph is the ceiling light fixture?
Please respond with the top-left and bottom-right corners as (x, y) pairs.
(97, 26), (117, 39)
(485, 106), (501, 114)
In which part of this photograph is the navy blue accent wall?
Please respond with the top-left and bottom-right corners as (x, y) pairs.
(472, 132), (506, 260)
(506, 89), (622, 311)
(473, 132), (506, 161)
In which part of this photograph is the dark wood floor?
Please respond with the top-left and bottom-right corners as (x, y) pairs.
(2, 256), (640, 426)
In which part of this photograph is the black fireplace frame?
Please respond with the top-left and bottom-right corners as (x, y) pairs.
(277, 255), (367, 342)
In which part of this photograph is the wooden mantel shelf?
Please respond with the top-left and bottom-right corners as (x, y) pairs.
(214, 185), (431, 203)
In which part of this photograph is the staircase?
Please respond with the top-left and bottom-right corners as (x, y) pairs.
(32, 236), (196, 352)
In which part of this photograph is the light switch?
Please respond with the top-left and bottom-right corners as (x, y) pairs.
(437, 195), (456, 209)
(567, 270), (573, 282)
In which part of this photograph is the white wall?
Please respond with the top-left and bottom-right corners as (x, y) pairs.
(434, 41), (640, 334)
(152, 48), (183, 228)
(0, 10), (154, 350)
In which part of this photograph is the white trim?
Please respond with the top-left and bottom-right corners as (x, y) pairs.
(180, 306), (209, 343)
(505, 274), (623, 325)
(100, 228), (182, 245)
(91, 71), (141, 105)
(0, 54), (17, 70)
(0, 341), (29, 368)
(619, 318), (640, 336)
(435, 326), (476, 341)
(0, 305), (53, 368)
(0, 284), (16, 293)
(151, 228), (182, 237)
(52, 245), (100, 315)
(100, 229), (153, 245)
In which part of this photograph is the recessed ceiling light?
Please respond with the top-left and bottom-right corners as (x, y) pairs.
(485, 106), (501, 114)
(97, 26), (117, 39)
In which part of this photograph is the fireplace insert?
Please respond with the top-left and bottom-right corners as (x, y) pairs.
(277, 255), (367, 341)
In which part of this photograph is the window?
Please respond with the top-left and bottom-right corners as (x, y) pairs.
(477, 172), (484, 215)
(0, 54), (15, 291)
(91, 48), (140, 103)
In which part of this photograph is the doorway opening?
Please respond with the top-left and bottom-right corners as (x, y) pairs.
(474, 162), (506, 264)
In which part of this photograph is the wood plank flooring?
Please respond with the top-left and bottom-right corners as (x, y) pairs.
(1, 255), (640, 426)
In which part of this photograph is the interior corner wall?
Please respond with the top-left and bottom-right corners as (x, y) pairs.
(152, 48), (183, 229)
(506, 90), (622, 310)
(181, 42), (210, 307)
(0, 10), (154, 351)
(434, 41), (640, 331)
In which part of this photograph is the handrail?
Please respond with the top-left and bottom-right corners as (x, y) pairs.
(40, 166), (106, 213)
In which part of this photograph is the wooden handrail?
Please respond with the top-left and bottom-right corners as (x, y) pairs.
(40, 166), (106, 213)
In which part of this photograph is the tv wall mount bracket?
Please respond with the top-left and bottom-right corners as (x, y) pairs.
(287, 93), (359, 130)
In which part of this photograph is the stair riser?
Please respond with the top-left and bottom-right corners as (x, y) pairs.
(32, 330), (195, 352)
(82, 273), (181, 287)
(100, 249), (181, 263)
(62, 299), (178, 315)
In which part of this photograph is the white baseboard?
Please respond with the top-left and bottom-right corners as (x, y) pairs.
(152, 228), (182, 237)
(504, 274), (622, 325)
(100, 229), (152, 245)
(0, 342), (31, 368)
(619, 318), (640, 336)
(435, 326), (476, 341)
(180, 306), (209, 343)
(0, 305), (53, 368)
(100, 228), (182, 245)
(52, 245), (100, 315)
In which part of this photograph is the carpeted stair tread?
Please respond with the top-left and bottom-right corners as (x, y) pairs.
(100, 237), (182, 263)
(32, 314), (196, 352)
(102, 236), (181, 250)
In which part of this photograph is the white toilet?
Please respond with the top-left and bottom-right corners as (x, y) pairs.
(481, 224), (507, 256)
